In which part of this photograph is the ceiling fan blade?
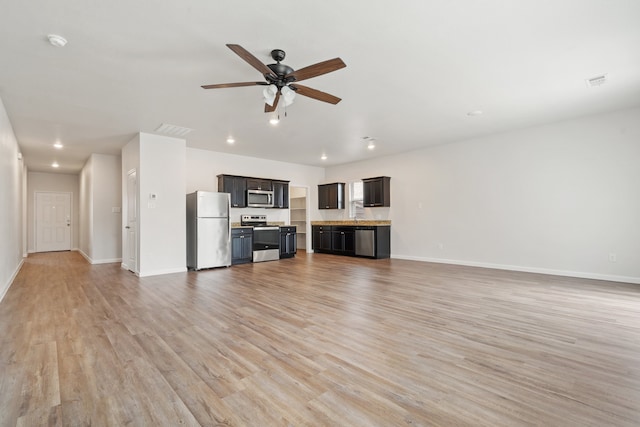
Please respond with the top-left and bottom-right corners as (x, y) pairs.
(226, 44), (275, 78)
(285, 58), (346, 82)
(290, 84), (341, 104)
(201, 82), (267, 89)
(264, 92), (281, 112)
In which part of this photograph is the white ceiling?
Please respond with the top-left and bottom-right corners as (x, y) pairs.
(1, 1), (639, 174)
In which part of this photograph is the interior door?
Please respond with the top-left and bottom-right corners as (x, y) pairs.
(123, 169), (138, 273)
(35, 192), (71, 252)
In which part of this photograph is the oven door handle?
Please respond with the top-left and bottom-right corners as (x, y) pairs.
(254, 226), (280, 231)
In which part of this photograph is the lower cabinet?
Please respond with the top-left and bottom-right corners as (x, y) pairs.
(231, 228), (253, 265)
(312, 225), (390, 258)
(312, 225), (333, 253)
(279, 226), (297, 258)
(331, 226), (355, 256)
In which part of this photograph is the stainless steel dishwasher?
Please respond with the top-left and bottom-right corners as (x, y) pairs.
(355, 228), (375, 257)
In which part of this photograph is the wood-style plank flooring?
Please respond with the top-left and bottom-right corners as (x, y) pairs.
(1, 251), (639, 426)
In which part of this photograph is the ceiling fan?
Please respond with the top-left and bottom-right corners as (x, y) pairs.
(201, 44), (346, 113)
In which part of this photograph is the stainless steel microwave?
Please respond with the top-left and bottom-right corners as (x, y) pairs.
(247, 189), (274, 208)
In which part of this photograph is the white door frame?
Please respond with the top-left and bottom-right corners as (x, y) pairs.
(290, 184), (310, 251)
(34, 191), (72, 252)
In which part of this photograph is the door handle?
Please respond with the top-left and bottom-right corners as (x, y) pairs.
(125, 226), (130, 229)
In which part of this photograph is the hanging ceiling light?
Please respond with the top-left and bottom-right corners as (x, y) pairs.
(263, 84), (278, 106)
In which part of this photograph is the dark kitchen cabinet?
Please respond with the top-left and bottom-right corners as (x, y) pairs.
(272, 180), (289, 209)
(279, 226), (297, 258)
(246, 178), (272, 191)
(318, 183), (345, 209)
(217, 175), (247, 208)
(231, 228), (253, 264)
(312, 225), (333, 252)
(312, 224), (390, 258)
(363, 176), (391, 207)
(331, 226), (355, 256)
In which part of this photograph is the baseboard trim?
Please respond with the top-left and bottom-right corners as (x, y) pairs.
(1, 259), (24, 303)
(77, 250), (121, 265)
(390, 254), (640, 285)
(137, 267), (188, 278)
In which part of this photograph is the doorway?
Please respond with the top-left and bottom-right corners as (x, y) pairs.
(122, 169), (138, 273)
(289, 186), (308, 251)
(35, 191), (71, 252)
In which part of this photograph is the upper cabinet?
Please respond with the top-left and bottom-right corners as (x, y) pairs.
(363, 176), (391, 207)
(246, 178), (272, 191)
(272, 180), (289, 209)
(217, 174), (247, 208)
(318, 182), (345, 209)
(217, 174), (289, 209)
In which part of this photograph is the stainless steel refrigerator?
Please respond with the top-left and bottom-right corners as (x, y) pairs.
(186, 191), (231, 270)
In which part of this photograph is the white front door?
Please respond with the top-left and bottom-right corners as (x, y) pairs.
(35, 192), (71, 252)
(123, 169), (138, 273)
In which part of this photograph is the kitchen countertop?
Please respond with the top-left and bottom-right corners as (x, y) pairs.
(310, 220), (391, 226)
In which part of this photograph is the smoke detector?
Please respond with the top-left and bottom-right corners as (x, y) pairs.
(47, 34), (67, 47)
(585, 74), (608, 88)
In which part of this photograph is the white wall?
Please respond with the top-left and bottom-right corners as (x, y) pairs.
(122, 133), (187, 277)
(139, 133), (187, 276)
(26, 172), (80, 253)
(79, 153), (122, 263)
(325, 107), (640, 283)
(0, 96), (24, 302)
(79, 155), (93, 258)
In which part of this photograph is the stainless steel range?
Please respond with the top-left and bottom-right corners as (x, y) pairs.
(240, 215), (280, 262)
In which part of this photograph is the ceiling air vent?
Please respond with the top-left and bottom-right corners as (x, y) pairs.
(155, 123), (193, 137)
(585, 74), (608, 88)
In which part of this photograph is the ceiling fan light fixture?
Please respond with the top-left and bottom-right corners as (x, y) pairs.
(281, 85), (296, 107)
(269, 115), (279, 125)
(263, 84), (278, 106)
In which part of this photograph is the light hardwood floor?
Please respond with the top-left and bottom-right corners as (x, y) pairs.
(1, 251), (639, 426)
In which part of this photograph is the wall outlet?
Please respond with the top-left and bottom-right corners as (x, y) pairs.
(608, 253), (617, 263)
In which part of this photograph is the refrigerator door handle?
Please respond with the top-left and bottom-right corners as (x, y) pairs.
(228, 195), (232, 243)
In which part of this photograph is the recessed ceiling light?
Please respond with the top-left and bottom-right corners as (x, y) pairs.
(226, 137), (235, 144)
(321, 154), (327, 160)
(362, 136), (376, 149)
(467, 110), (483, 116)
(52, 162), (59, 168)
(47, 34), (67, 47)
(54, 142), (63, 149)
